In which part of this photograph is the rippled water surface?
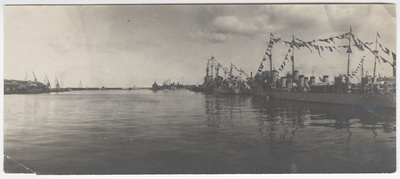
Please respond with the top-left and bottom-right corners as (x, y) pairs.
(3, 90), (396, 174)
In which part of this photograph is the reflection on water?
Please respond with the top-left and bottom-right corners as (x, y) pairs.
(4, 90), (396, 174)
(204, 94), (396, 173)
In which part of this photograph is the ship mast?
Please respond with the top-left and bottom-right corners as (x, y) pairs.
(373, 31), (379, 81)
(210, 56), (214, 81)
(215, 63), (219, 77)
(346, 27), (352, 76)
(224, 68), (227, 79)
(230, 63), (233, 78)
(291, 35), (295, 80)
(206, 59), (210, 78)
(269, 34), (273, 72)
(361, 58), (364, 79)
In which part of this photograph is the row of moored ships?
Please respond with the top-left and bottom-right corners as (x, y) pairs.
(191, 29), (396, 108)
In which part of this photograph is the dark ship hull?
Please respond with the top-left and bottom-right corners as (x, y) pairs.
(214, 86), (251, 95)
(252, 85), (395, 108)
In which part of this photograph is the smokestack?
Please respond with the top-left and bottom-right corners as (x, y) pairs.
(298, 75), (305, 87)
(323, 75), (329, 84)
(310, 76), (316, 85)
(281, 77), (287, 88)
(293, 70), (299, 82)
(304, 77), (309, 88)
(287, 77), (293, 89)
(272, 70), (277, 83)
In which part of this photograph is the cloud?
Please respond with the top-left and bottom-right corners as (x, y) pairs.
(4, 4), (396, 87)
(212, 15), (260, 35)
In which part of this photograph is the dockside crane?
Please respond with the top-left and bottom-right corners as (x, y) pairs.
(32, 72), (37, 83)
(55, 75), (61, 90)
(45, 74), (51, 89)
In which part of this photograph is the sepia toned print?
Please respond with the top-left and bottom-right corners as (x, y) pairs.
(3, 4), (396, 174)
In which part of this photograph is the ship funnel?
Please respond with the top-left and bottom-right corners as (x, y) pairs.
(304, 77), (309, 88)
(281, 77), (287, 88)
(293, 70), (299, 82)
(334, 76), (345, 93)
(298, 75), (305, 87)
(323, 75), (329, 84)
(272, 70), (277, 83)
(310, 76), (316, 85)
(286, 77), (293, 89)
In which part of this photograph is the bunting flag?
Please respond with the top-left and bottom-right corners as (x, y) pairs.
(257, 61), (264, 73)
(346, 46), (352, 53)
(288, 32), (355, 57)
(302, 43), (313, 52)
(364, 42), (374, 46)
(258, 32), (396, 76)
(392, 52), (396, 63)
(332, 46), (340, 53)
(298, 32), (348, 44)
(273, 37), (281, 43)
(314, 45), (321, 57)
(349, 56), (365, 78)
(363, 42), (373, 52)
(379, 56), (395, 67)
(277, 47), (293, 73)
(232, 64), (238, 71)
(336, 34), (346, 39)
(352, 35), (364, 51)
(258, 33), (277, 73)
(380, 56), (388, 63)
(355, 35), (396, 67)
(377, 32), (381, 39)
(379, 43), (392, 56)
(329, 37), (335, 44)
(347, 32), (352, 40)
(265, 33), (280, 56)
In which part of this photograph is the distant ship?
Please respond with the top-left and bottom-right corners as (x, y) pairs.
(192, 56), (251, 94)
(251, 29), (396, 108)
(151, 79), (188, 91)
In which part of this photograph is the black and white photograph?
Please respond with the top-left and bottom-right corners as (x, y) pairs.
(1, 0), (397, 176)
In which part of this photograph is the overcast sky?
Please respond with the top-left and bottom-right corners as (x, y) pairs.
(4, 4), (396, 87)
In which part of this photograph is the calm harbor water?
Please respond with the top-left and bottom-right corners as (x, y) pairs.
(3, 90), (396, 174)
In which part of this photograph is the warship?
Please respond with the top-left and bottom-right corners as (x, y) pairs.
(251, 28), (396, 109)
(194, 56), (251, 94)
